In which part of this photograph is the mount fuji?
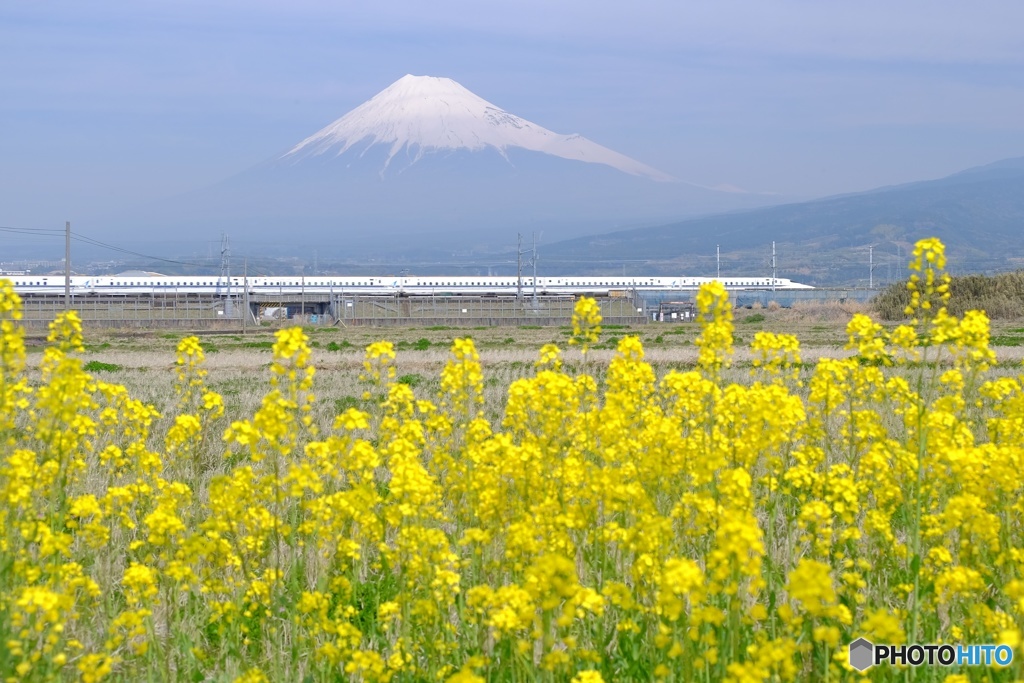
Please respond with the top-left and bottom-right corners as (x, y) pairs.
(120, 75), (786, 256)
(282, 74), (674, 182)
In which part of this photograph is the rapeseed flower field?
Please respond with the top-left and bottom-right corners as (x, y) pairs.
(1, 238), (1023, 682)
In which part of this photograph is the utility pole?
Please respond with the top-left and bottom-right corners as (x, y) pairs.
(716, 244), (720, 279)
(771, 241), (777, 292)
(869, 244), (875, 290)
(64, 221), (71, 310)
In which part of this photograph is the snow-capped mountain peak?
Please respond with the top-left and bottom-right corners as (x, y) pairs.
(283, 74), (674, 181)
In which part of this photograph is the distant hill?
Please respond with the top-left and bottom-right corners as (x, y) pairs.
(542, 157), (1024, 286)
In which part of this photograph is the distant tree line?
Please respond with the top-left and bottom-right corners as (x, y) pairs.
(874, 270), (1024, 320)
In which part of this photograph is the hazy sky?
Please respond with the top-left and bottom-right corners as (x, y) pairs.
(3, 0), (1024, 236)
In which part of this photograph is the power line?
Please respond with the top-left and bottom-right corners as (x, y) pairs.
(70, 232), (215, 268)
(67, 232), (283, 275)
(0, 226), (67, 245)
(0, 222), (224, 269)
(0, 226), (65, 235)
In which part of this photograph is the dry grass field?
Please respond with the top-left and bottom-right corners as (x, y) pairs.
(42, 300), (1024, 429)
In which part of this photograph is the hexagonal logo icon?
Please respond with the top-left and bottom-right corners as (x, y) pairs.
(849, 637), (875, 672)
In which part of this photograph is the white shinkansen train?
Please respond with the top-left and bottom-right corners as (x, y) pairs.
(5, 274), (813, 297)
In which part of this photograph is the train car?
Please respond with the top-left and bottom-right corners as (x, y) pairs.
(5, 274), (814, 297)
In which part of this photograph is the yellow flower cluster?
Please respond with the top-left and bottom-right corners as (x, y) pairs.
(905, 236), (951, 320)
(695, 280), (734, 376)
(568, 296), (602, 355)
(751, 330), (802, 383)
(438, 337), (484, 429)
(1, 237), (1022, 682)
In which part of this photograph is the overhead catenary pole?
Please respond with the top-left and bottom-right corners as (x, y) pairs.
(716, 244), (720, 279)
(517, 233), (523, 301)
(242, 257), (248, 335)
(65, 221), (71, 310)
(771, 241), (777, 292)
(532, 232), (538, 307)
(869, 244), (874, 290)
(221, 233), (232, 317)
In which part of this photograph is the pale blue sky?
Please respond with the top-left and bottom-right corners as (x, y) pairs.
(3, 0), (1024, 235)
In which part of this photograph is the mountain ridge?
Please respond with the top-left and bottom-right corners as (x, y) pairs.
(539, 156), (1024, 285)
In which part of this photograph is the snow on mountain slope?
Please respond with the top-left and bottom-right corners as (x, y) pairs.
(282, 74), (674, 182)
